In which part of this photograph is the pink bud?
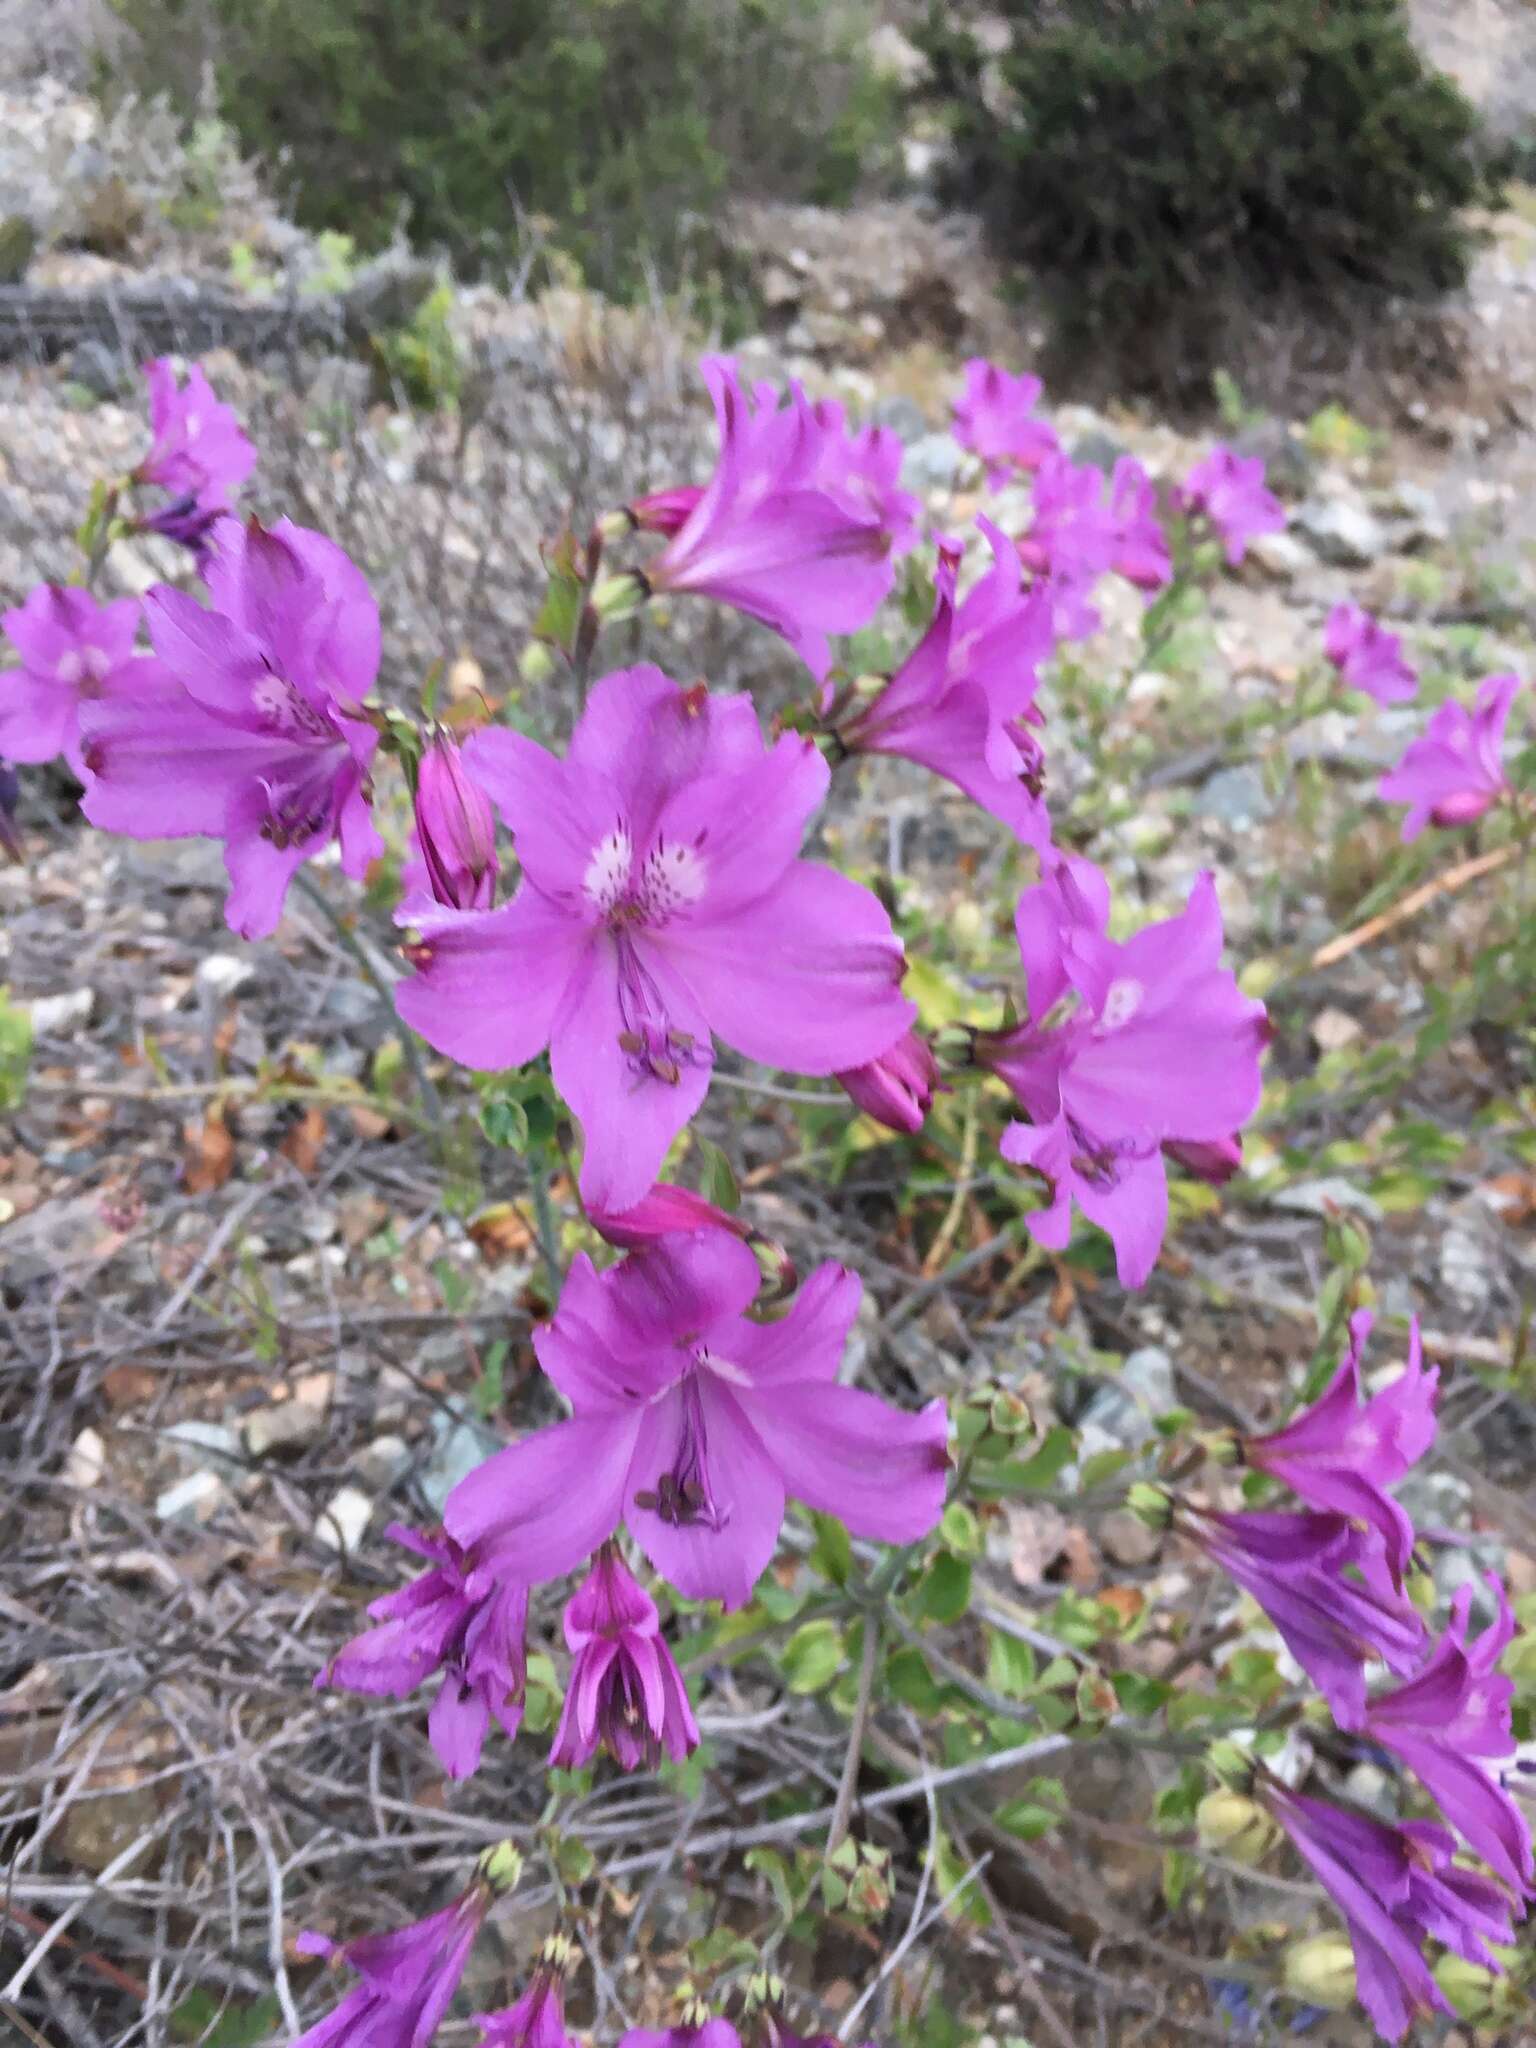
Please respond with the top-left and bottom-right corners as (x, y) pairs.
(837, 1028), (940, 1134)
(414, 731), (497, 911)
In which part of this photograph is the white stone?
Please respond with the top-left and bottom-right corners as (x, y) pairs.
(29, 988), (95, 1034)
(314, 1485), (374, 1554)
(195, 953), (256, 998)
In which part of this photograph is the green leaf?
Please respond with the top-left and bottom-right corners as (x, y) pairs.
(885, 1646), (949, 1712)
(909, 1552), (972, 1627)
(808, 1511), (852, 1587)
(1111, 1670), (1171, 1715)
(470, 1338), (508, 1419)
(693, 1133), (740, 1212)
(1079, 1445), (1133, 1488)
(780, 1618), (845, 1694)
(985, 1630), (1037, 1698)
(971, 1424), (1076, 1494)
(939, 1501), (983, 1557)
(171, 1993), (284, 2045)
(1162, 1847), (1198, 1911)
(0, 988), (32, 1113)
(995, 1795), (1064, 1841)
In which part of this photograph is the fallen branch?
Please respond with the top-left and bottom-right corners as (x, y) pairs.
(1310, 844), (1516, 970)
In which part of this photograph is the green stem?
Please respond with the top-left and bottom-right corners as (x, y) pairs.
(527, 1155), (563, 1301)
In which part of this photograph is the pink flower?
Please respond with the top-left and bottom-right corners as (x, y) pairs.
(549, 1546), (699, 1770)
(475, 1965), (579, 2048)
(1377, 673), (1520, 840)
(1362, 1575), (1533, 1894)
(1265, 1785), (1520, 2043)
(837, 518), (1055, 847)
(1164, 1135), (1243, 1184)
(316, 1524), (527, 1781)
(811, 396), (921, 557)
(293, 1888), (486, 2048)
(590, 1182), (797, 1295)
(1324, 603), (1418, 706)
(1175, 446), (1284, 564)
(1, 586), (164, 779)
(978, 859), (1269, 1288)
(639, 357), (902, 678)
(837, 1026), (940, 1133)
(1107, 457), (1172, 591)
(951, 359), (1059, 488)
(80, 516), (383, 940)
(446, 1231), (948, 1609)
(408, 730), (498, 912)
(395, 665), (913, 1214)
(620, 2024), (740, 2048)
(1015, 453), (1120, 639)
(1243, 1310), (1437, 1583)
(134, 358), (256, 556)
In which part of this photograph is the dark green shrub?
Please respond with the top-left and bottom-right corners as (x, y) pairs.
(99, 0), (898, 298)
(917, 0), (1497, 401)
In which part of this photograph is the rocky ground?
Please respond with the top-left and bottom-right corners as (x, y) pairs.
(1, 35), (1536, 2048)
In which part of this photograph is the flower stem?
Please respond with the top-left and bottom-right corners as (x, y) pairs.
(826, 1614), (881, 1857)
(527, 1155), (563, 1302)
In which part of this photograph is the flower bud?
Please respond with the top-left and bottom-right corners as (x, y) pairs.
(519, 639), (557, 685)
(1205, 1739), (1257, 1793)
(1282, 1935), (1357, 2011)
(836, 1028), (941, 1134)
(1434, 1949), (1519, 2024)
(1196, 1789), (1276, 1863)
(1126, 1481), (1175, 1531)
(413, 731), (498, 911)
(628, 486), (701, 537)
(591, 571), (649, 622)
(478, 1838), (524, 1895)
(1164, 1134), (1242, 1185)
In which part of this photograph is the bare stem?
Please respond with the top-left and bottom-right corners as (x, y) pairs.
(826, 1615), (881, 1857)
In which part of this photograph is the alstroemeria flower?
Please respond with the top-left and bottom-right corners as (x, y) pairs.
(1175, 446), (1284, 564)
(590, 1182), (796, 1295)
(1014, 452), (1120, 639)
(951, 358), (1059, 488)
(133, 358), (256, 556)
(80, 516), (383, 940)
(447, 1231), (948, 1609)
(1266, 1785), (1520, 2043)
(620, 2024), (741, 2048)
(1324, 603), (1418, 706)
(1186, 1507), (1425, 1729)
(837, 1025), (941, 1134)
(407, 730), (498, 912)
(837, 517), (1056, 847)
(1362, 1575), (1533, 1894)
(812, 396), (921, 556)
(1, 586), (164, 779)
(1164, 1135), (1243, 1184)
(1243, 1309), (1437, 1583)
(549, 1546), (699, 1770)
(638, 356), (901, 678)
(395, 665), (912, 1214)
(977, 858), (1268, 1288)
(293, 1888), (487, 2048)
(316, 1523), (527, 1780)
(1107, 457), (1172, 591)
(1378, 674), (1520, 840)
(476, 1971), (580, 2048)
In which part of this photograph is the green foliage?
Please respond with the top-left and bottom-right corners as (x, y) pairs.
(0, 988), (32, 1114)
(917, 0), (1495, 398)
(102, 0), (898, 299)
(371, 282), (463, 411)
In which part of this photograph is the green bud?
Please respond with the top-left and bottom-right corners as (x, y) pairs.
(1205, 1739), (1258, 1793)
(1283, 1935), (1357, 2011)
(477, 1839), (524, 1895)
(741, 1970), (785, 2015)
(1126, 1481), (1175, 1531)
(590, 571), (648, 623)
(595, 508), (635, 543)
(1198, 1428), (1242, 1467)
(537, 1930), (577, 1976)
(1434, 1949), (1519, 2024)
(1196, 1789), (1275, 1863)
(520, 640), (557, 686)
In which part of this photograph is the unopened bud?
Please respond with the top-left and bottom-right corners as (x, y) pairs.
(520, 640), (557, 685)
(595, 508), (635, 543)
(477, 1839), (524, 1895)
(591, 571), (648, 623)
(1126, 1481), (1175, 1531)
(1205, 1739), (1257, 1793)
(1196, 1789), (1275, 1863)
(1197, 1428), (1242, 1468)
(742, 1970), (785, 2015)
(1434, 1949), (1519, 2024)
(537, 1930), (577, 1977)
(1283, 1935), (1356, 2011)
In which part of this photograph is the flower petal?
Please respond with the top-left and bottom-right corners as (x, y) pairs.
(742, 1383), (949, 1543)
(394, 888), (590, 1073)
(445, 1412), (637, 1582)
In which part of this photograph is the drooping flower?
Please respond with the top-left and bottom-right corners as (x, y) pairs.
(1265, 1783), (1520, 2043)
(1324, 603), (1418, 707)
(315, 1523), (527, 1781)
(292, 1887), (487, 2048)
(1242, 1309), (1437, 1583)
(474, 1940), (580, 2048)
(395, 665), (912, 1214)
(619, 2021), (741, 2048)
(407, 730), (498, 912)
(1377, 674), (1520, 841)
(951, 359), (1059, 488)
(590, 1183), (796, 1294)
(1186, 1507), (1426, 1729)
(1175, 446), (1284, 564)
(447, 1230), (948, 1609)
(79, 515), (383, 940)
(549, 1545), (699, 1770)
(1, 586), (163, 780)
(836, 517), (1056, 847)
(636, 357), (902, 678)
(133, 358), (256, 556)
(1362, 1575), (1533, 1894)
(976, 858), (1269, 1288)
(1107, 456), (1172, 591)
(1014, 452), (1120, 639)
(837, 1025), (941, 1134)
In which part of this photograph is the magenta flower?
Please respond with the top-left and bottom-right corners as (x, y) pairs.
(811, 396), (921, 557)
(638, 357), (902, 678)
(838, 1025), (941, 1134)
(1187, 1508), (1426, 1728)
(978, 859), (1269, 1288)
(80, 516), (383, 940)
(1175, 446), (1284, 564)
(133, 358), (256, 556)
(317, 1524), (527, 1780)
(1014, 453), (1120, 639)
(1243, 1309), (1437, 1583)
(408, 730), (498, 912)
(837, 517), (1056, 848)
(475, 1970), (578, 2048)
(590, 1182), (797, 1295)
(395, 665), (912, 1214)
(447, 1231), (948, 1609)
(1107, 457), (1172, 591)
(1324, 603), (1418, 706)
(1377, 673), (1520, 840)
(951, 359), (1059, 488)
(1266, 1785), (1520, 2042)
(1362, 1575), (1532, 1894)
(1, 585), (164, 780)
(620, 2024), (741, 2048)
(549, 1546), (699, 1770)
(0, 760), (19, 861)
(1164, 1135), (1243, 1184)
(293, 1888), (486, 2048)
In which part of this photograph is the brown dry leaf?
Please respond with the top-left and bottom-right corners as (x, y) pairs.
(1049, 1265), (1077, 1323)
(1099, 1585), (1145, 1626)
(182, 1105), (235, 1193)
(212, 1008), (240, 1060)
(468, 1202), (534, 1264)
(101, 1365), (158, 1410)
(348, 1103), (394, 1141)
(279, 1104), (328, 1176)
(1482, 1172), (1536, 1226)
(1061, 1524), (1100, 1589)
(1006, 1501), (1068, 1586)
